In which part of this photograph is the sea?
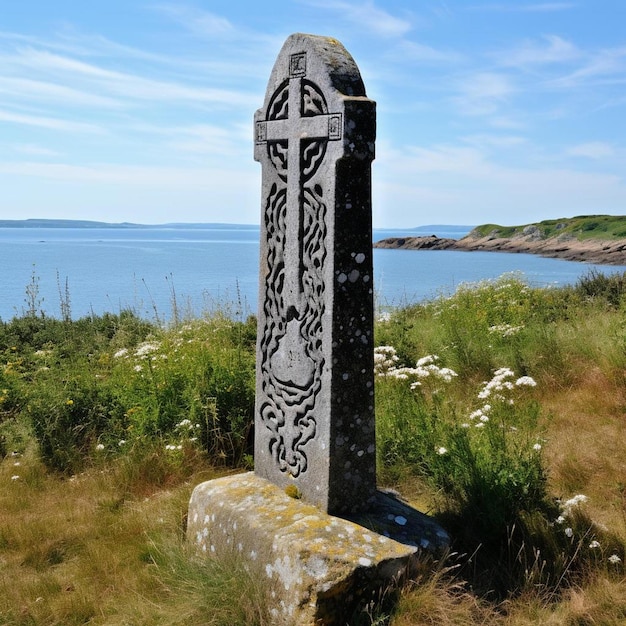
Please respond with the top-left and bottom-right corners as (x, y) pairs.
(1, 223), (625, 322)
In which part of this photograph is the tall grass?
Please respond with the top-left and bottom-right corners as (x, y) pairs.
(1, 269), (626, 623)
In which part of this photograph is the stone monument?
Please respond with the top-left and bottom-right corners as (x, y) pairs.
(187, 34), (448, 625)
(253, 33), (376, 514)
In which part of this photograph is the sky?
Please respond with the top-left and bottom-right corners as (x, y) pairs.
(1, 1), (625, 228)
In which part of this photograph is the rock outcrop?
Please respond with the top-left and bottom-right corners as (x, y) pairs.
(374, 232), (626, 266)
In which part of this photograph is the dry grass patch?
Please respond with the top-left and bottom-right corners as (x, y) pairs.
(542, 368), (626, 533)
(0, 452), (268, 625)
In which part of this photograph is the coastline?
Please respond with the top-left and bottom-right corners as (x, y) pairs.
(373, 234), (626, 266)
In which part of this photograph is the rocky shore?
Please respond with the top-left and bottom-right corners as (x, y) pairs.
(374, 230), (626, 266)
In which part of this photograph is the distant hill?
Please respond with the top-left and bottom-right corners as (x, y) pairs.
(469, 215), (626, 241)
(0, 219), (258, 229)
(374, 215), (626, 266)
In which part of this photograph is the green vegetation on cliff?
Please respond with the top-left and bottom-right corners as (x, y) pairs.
(471, 214), (626, 241)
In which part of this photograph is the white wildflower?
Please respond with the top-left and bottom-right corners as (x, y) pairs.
(533, 443), (542, 451)
(95, 443), (105, 451)
(589, 540), (601, 549)
(516, 376), (537, 387)
(555, 515), (566, 525)
(480, 415), (489, 423)
(114, 348), (128, 359)
(11, 475), (19, 481)
(436, 446), (447, 455)
(488, 324), (524, 337)
(133, 364), (142, 372)
(118, 440), (126, 447)
(561, 494), (588, 515)
(135, 342), (160, 358)
(564, 527), (574, 538)
(608, 554), (622, 564)
(416, 355), (438, 367)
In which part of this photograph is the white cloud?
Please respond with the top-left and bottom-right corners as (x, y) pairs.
(453, 72), (516, 116)
(462, 134), (527, 149)
(389, 40), (462, 64)
(468, 3), (576, 13)
(373, 138), (626, 226)
(566, 142), (615, 159)
(302, 0), (413, 38)
(0, 109), (103, 133)
(11, 48), (254, 106)
(0, 76), (124, 108)
(13, 144), (64, 157)
(500, 35), (580, 68)
(152, 4), (240, 39)
(549, 46), (626, 88)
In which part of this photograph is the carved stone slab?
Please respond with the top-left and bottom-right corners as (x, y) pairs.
(253, 33), (376, 514)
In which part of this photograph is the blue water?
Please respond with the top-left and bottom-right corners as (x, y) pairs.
(0, 224), (624, 322)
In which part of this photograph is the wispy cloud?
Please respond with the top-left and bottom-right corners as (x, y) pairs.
(0, 109), (104, 133)
(8, 47), (255, 106)
(0, 76), (123, 108)
(453, 72), (516, 116)
(549, 46), (626, 88)
(498, 35), (580, 68)
(301, 0), (413, 38)
(468, 3), (576, 12)
(566, 142), (615, 159)
(13, 144), (64, 157)
(389, 40), (462, 64)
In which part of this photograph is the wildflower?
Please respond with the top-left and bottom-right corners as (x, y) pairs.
(436, 447), (447, 455)
(533, 443), (542, 451)
(373, 346), (399, 376)
(555, 515), (566, 525)
(95, 443), (105, 451)
(475, 422), (485, 429)
(561, 494), (588, 515)
(177, 419), (192, 429)
(608, 554), (622, 564)
(113, 348), (128, 359)
(135, 342), (160, 358)
(165, 444), (177, 451)
(564, 527), (574, 538)
(11, 475), (19, 481)
(118, 440), (126, 447)
(480, 415), (489, 423)
(589, 540), (601, 549)
(133, 364), (142, 372)
(516, 376), (537, 387)
(416, 355), (438, 367)
(66, 399), (74, 406)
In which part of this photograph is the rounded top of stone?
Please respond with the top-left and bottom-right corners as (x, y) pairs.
(270, 32), (367, 98)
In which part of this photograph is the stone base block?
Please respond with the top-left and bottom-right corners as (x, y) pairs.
(187, 472), (448, 625)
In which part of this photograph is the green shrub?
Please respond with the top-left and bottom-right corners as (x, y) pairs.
(28, 375), (123, 473)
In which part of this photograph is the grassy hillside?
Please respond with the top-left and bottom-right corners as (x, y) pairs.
(2, 271), (626, 624)
(471, 214), (626, 241)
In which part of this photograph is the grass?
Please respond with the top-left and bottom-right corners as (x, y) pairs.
(470, 214), (626, 241)
(1, 269), (626, 623)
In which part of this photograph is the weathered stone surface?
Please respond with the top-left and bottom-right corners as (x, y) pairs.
(187, 473), (446, 626)
(253, 33), (377, 515)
